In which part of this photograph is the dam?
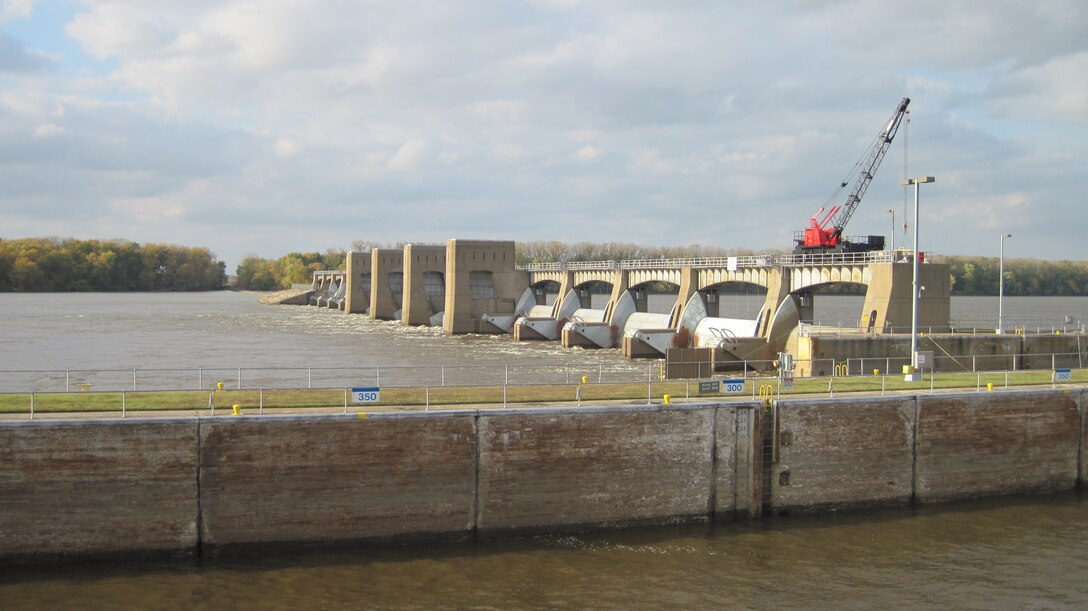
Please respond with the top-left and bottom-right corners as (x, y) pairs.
(273, 239), (1084, 376)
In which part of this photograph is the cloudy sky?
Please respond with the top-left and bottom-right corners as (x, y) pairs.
(1, 0), (1085, 270)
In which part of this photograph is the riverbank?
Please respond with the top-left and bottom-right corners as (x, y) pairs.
(2, 388), (1084, 565)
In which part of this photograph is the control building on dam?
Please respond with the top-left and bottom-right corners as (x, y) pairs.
(286, 238), (967, 374)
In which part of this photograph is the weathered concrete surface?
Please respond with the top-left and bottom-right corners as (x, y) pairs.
(713, 404), (764, 519)
(477, 406), (715, 533)
(199, 413), (477, 550)
(0, 419), (198, 561)
(770, 397), (915, 513)
(915, 391), (1080, 503)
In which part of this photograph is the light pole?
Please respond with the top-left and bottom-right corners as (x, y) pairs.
(901, 176), (935, 381)
(887, 208), (896, 253)
(998, 233), (1012, 334)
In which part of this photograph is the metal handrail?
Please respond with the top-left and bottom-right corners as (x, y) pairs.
(516, 250), (902, 272)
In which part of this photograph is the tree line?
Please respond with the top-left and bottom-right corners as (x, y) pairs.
(0, 237), (226, 291)
(235, 250), (346, 290)
(942, 255), (1088, 296)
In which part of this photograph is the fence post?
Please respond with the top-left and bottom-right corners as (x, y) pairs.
(198, 367), (202, 390)
(133, 369), (137, 391)
(505, 365), (509, 386)
(441, 366), (446, 387)
(377, 367), (381, 388)
(308, 367), (312, 389)
(1005, 370), (1009, 389)
(881, 375), (886, 396)
(237, 368), (241, 390)
(977, 372), (981, 392)
(503, 384), (507, 408)
(122, 391), (126, 418)
(66, 369), (70, 393)
(426, 386), (430, 410)
(260, 388), (264, 414)
(598, 364), (603, 384)
(30, 392), (34, 419)
(343, 388), (348, 413)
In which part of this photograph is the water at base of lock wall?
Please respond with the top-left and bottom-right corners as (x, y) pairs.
(2, 493), (1087, 609)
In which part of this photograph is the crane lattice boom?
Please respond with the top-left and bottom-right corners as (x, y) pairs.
(795, 97), (911, 253)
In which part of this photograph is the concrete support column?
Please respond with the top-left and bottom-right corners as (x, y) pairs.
(344, 251), (371, 314)
(443, 240), (528, 335)
(668, 267), (699, 328)
(369, 248), (403, 321)
(861, 262), (951, 333)
(401, 244), (446, 325)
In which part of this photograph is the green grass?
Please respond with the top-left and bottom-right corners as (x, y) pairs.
(2, 369), (1084, 415)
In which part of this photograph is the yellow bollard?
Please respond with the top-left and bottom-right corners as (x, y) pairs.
(357, 412), (367, 420)
(581, 376), (588, 384)
(663, 394), (671, 404)
(231, 404), (242, 416)
(216, 382), (224, 390)
(987, 382), (994, 392)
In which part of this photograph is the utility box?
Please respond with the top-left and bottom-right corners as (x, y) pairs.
(664, 348), (713, 380)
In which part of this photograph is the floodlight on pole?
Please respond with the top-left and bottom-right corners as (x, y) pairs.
(901, 176), (935, 382)
(999, 233), (1012, 334)
(887, 209), (896, 253)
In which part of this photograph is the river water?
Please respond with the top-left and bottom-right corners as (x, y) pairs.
(2, 292), (1088, 608)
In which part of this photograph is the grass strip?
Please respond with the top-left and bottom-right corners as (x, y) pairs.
(0, 369), (1083, 414)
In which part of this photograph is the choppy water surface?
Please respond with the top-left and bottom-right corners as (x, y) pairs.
(2, 292), (1088, 608)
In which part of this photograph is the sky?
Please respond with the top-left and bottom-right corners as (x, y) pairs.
(0, 0), (1085, 271)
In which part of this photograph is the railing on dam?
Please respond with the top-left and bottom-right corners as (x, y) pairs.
(517, 250), (895, 272)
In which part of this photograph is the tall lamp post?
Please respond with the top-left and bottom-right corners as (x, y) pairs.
(901, 176), (935, 381)
(998, 233), (1012, 334)
(887, 208), (896, 253)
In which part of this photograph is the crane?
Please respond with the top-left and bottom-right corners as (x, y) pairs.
(794, 97), (911, 253)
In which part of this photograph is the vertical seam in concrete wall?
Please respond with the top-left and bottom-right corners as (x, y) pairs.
(1079, 389), (1085, 489)
(910, 394), (920, 506)
(708, 406), (719, 521)
(472, 412), (481, 541)
(195, 418), (204, 558)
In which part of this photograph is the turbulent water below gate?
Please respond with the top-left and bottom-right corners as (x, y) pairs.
(2, 291), (1088, 608)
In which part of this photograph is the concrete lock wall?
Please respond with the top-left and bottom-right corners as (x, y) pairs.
(770, 396), (916, 514)
(1, 390), (1085, 563)
(913, 391), (1081, 503)
(0, 419), (199, 560)
(476, 406), (718, 534)
(199, 414), (477, 551)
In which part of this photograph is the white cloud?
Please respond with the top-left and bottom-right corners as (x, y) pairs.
(274, 137), (298, 158)
(33, 122), (64, 138)
(0, 0), (32, 22)
(574, 144), (601, 162)
(388, 138), (428, 171)
(108, 196), (187, 223)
